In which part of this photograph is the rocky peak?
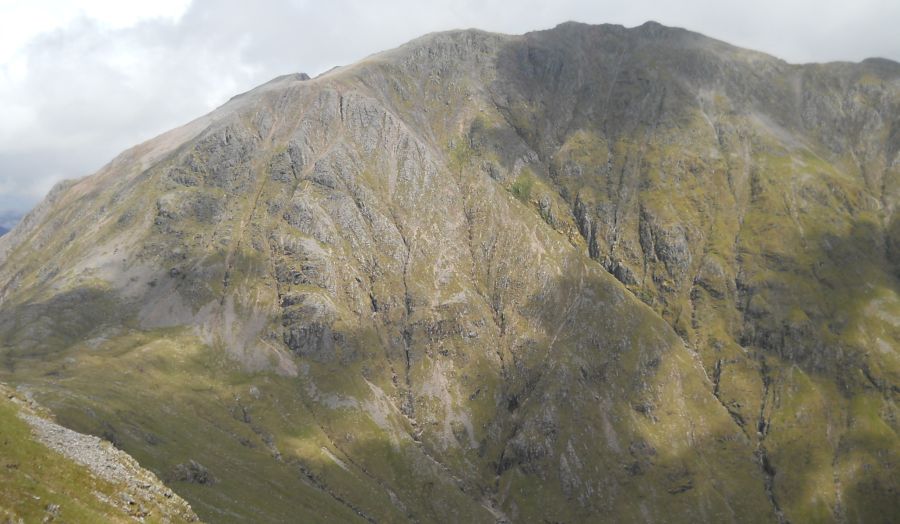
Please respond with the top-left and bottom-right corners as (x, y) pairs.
(0, 21), (897, 523)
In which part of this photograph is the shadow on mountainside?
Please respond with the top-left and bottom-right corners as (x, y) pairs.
(517, 248), (899, 523)
(0, 234), (896, 523)
(0, 286), (130, 373)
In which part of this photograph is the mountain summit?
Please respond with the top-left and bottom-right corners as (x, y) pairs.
(1, 22), (898, 523)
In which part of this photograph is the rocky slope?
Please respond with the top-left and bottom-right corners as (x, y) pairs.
(0, 21), (897, 523)
(0, 383), (198, 523)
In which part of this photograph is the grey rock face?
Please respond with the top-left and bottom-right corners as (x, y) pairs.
(169, 460), (217, 485)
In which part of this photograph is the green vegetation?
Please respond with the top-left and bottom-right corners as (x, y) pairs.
(509, 171), (534, 201)
(0, 395), (123, 523)
(0, 385), (195, 523)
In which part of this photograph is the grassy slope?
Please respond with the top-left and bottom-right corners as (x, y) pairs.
(5, 331), (404, 523)
(0, 385), (194, 523)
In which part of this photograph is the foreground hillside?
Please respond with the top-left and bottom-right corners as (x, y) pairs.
(0, 384), (198, 523)
(0, 21), (897, 522)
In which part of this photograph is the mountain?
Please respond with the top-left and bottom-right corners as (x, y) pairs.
(0, 226), (8, 237)
(0, 383), (198, 522)
(0, 21), (898, 523)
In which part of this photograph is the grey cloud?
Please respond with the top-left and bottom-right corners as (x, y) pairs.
(1, 0), (898, 219)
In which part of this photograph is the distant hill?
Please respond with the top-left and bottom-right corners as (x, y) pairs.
(0, 210), (21, 236)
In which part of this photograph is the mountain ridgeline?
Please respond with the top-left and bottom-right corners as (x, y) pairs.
(0, 21), (898, 523)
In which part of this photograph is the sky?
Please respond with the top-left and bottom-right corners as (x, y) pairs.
(1, 0), (898, 225)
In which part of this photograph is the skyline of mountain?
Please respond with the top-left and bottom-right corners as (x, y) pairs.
(1, 20), (898, 523)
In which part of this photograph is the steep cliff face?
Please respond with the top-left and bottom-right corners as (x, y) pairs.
(0, 22), (897, 523)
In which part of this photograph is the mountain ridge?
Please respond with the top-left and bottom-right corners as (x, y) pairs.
(4, 19), (896, 251)
(0, 21), (897, 523)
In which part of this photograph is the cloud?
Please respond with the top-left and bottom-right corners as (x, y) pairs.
(0, 0), (898, 218)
